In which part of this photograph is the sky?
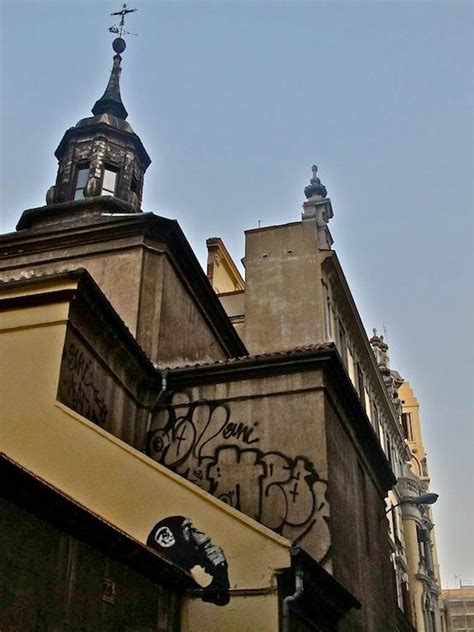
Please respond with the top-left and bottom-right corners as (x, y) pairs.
(0, 0), (472, 587)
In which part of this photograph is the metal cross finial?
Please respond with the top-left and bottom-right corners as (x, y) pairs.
(109, 3), (137, 38)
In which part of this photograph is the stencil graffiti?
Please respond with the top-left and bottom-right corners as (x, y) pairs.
(147, 516), (230, 606)
(146, 399), (329, 548)
(62, 342), (108, 426)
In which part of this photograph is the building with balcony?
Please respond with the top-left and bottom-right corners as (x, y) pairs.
(398, 381), (443, 631)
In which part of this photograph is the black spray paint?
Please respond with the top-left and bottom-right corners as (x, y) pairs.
(146, 398), (330, 551)
(147, 516), (230, 606)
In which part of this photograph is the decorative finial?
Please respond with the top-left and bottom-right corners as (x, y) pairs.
(92, 52), (128, 120)
(113, 37), (126, 55)
(370, 327), (384, 347)
(91, 5), (138, 121)
(304, 164), (327, 200)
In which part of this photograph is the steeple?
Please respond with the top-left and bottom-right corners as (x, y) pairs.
(301, 165), (333, 250)
(44, 30), (150, 213)
(92, 38), (128, 120)
(304, 165), (327, 200)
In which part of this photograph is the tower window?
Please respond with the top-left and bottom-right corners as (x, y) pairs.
(101, 167), (118, 196)
(401, 412), (413, 441)
(74, 165), (89, 200)
(130, 175), (138, 194)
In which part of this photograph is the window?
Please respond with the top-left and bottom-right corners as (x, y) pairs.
(101, 167), (117, 196)
(323, 280), (336, 341)
(326, 296), (333, 339)
(372, 402), (381, 438)
(392, 504), (402, 546)
(357, 364), (366, 411)
(338, 320), (348, 367)
(347, 346), (356, 386)
(130, 174), (138, 194)
(417, 526), (428, 566)
(74, 165), (89, 200)
(401, 412), (413, 441)
(386, 432), (393, 468)
(401, 580), (411, 617)
(357, 463), (371, 554)
(365, 389), (372, 420)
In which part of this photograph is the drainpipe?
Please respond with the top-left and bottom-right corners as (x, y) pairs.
(282, 559), (304, 632)
(145, 369), (169, 443)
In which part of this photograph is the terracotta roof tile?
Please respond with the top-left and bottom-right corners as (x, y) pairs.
(161, 342), (335, 371)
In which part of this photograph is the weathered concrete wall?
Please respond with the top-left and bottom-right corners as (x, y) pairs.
(325, 396), (396, 632)
(146, 371), (332, 568)
(0, 242), (144, 336)
(243, 220), (326, 354)
(138, 250), (228, 366)
(57, 324), (149, 450)
(0, 228), (231, 365)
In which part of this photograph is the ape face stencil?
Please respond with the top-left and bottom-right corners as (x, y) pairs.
(154, 525), (176, 548)
(147, 515), (230, 606)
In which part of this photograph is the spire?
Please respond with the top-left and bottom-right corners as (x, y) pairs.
(370, 328), (390, 370)
(301, 164), (333, 249)
(92, 38), (128, 120)
(304, 165), (327, 200)
(37, 5), (150, 215)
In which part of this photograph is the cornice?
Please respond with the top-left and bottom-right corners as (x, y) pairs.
(1, 211), (247, 359)
(165, 344), (395, 492)
(14, 196), (138, 231)
(55, 121), (151, 168)
(206, 237), (245, 290)
(0, 269), (157, 383)
(321, 252), (409, 455)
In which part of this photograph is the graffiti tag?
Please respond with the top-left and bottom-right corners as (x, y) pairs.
(62, 342), (108, 426)
(146, 399), (329, 546)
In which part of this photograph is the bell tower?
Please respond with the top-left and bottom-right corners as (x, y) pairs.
(45, 35), (150, 211)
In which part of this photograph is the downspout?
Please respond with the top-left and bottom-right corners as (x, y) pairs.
(282, 558), (304, 632)
(145, 369), (169, 442)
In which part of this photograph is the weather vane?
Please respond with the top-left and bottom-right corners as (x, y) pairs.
(108, 3), (137, 38)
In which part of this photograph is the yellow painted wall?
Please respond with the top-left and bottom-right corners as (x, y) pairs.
(206, 238), (245, 294)
(182, 592), (280, 632)
(0, 279), (291, 631)
(399, 382), (427, 477)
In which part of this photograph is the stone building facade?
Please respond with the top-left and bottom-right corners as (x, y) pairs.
(0, 31), (431, 632)
(398, 381), (443, 631)
(206, 169), (437, 630)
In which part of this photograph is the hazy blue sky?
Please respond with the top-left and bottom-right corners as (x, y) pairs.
(1, 1), (472, 587)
